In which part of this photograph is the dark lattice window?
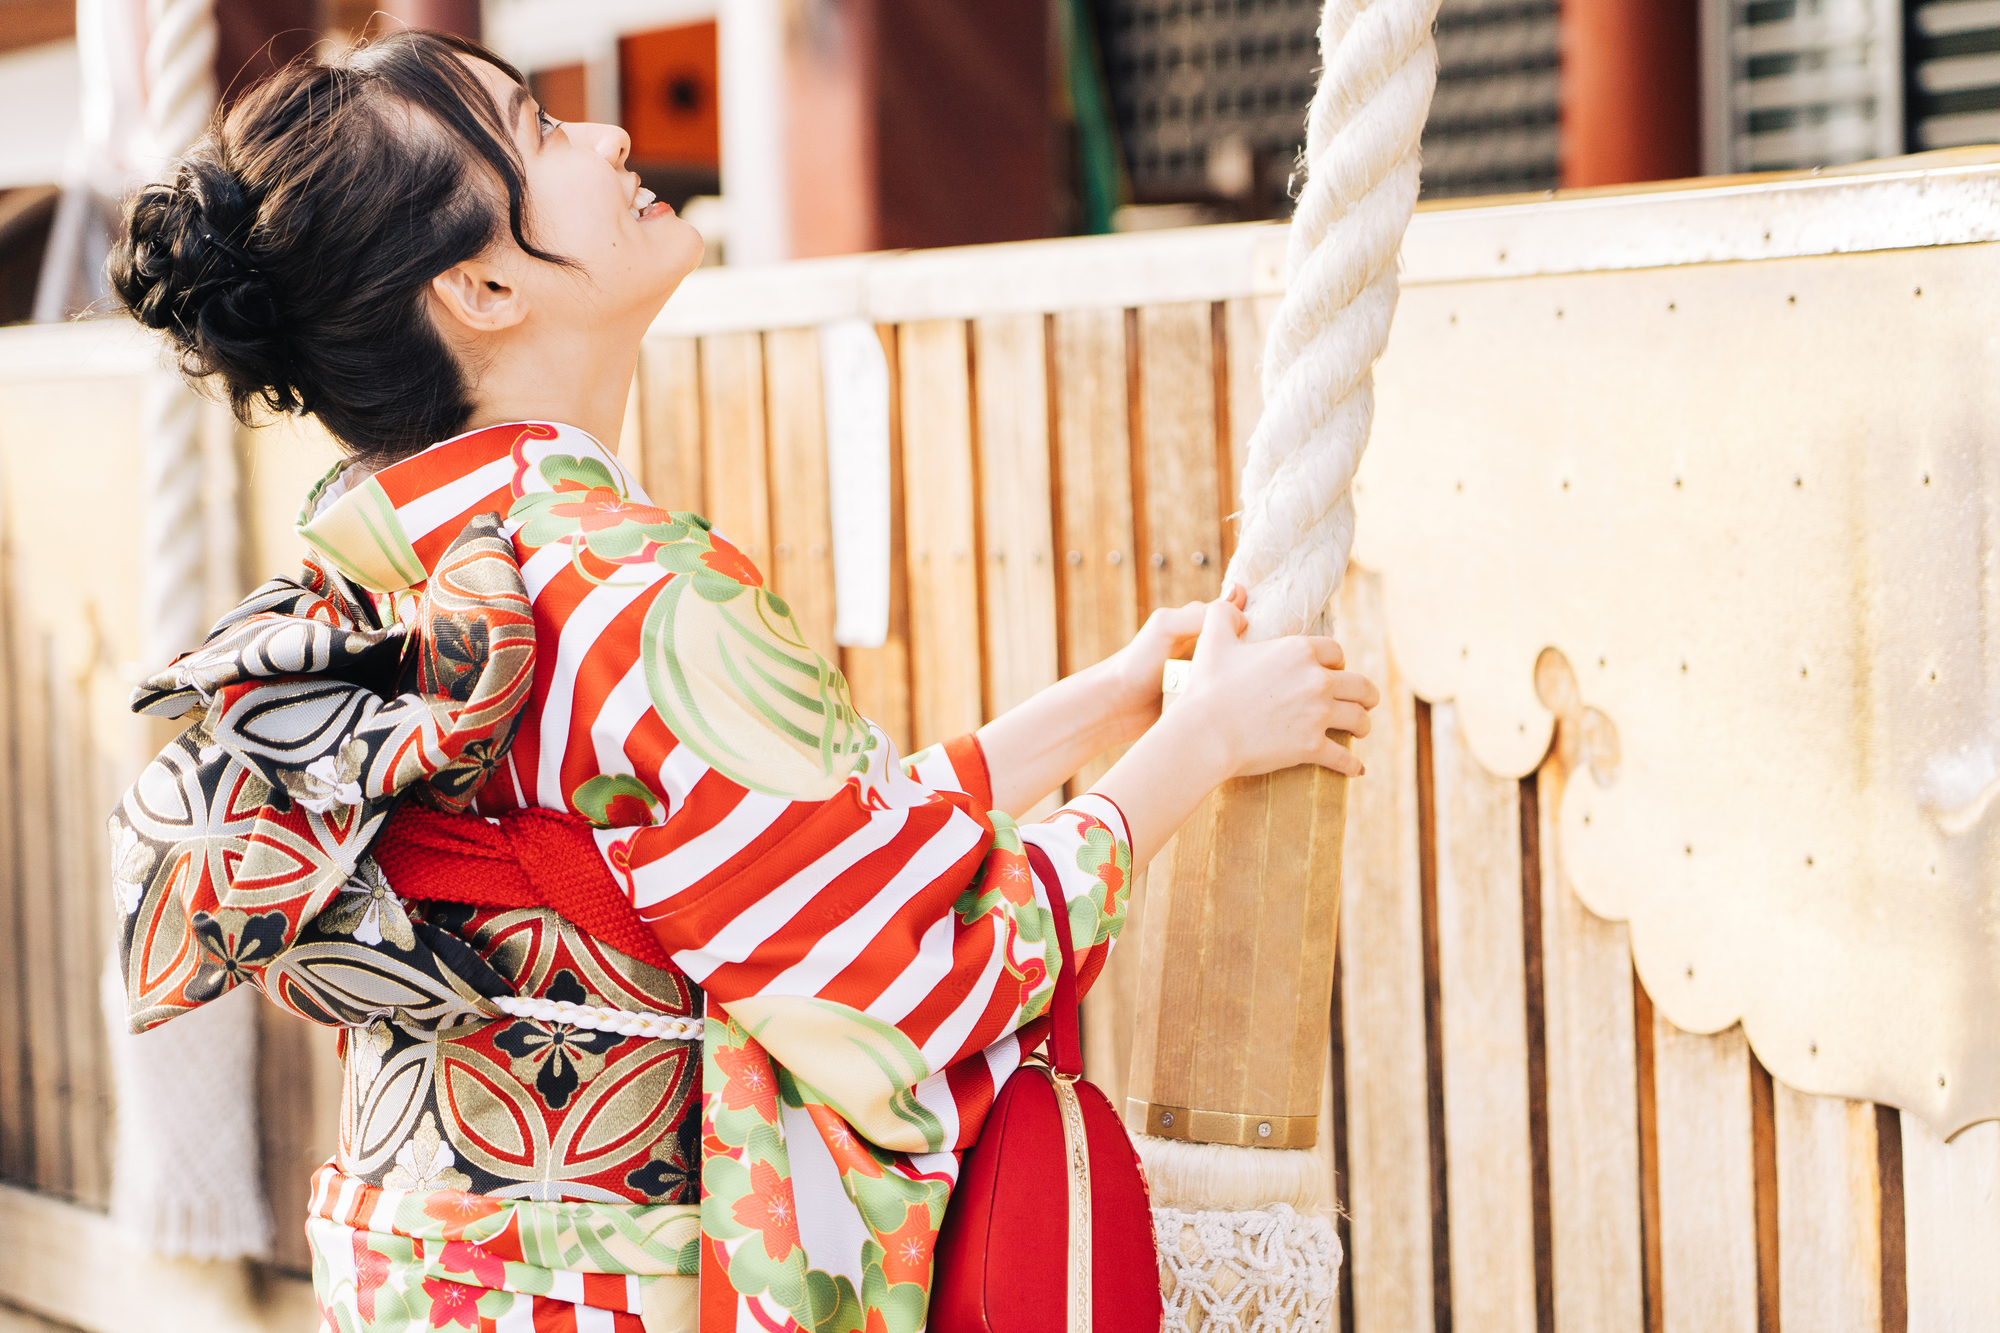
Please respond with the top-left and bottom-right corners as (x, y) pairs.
(1906, 0), (2000, 153)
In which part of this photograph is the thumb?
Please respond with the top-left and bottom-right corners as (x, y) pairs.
(1193, 595), (1247, 666)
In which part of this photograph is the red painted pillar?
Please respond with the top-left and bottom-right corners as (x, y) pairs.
(1561, 0), (1702, 187)
(382, 0), (480, 40)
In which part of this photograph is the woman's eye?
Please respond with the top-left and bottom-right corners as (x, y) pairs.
(538, 110), (559, 138)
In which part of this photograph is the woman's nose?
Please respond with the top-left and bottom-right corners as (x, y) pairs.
(577, 121), (632, 170)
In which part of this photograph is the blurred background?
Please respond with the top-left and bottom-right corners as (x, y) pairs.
(0, 0), (1977, 325)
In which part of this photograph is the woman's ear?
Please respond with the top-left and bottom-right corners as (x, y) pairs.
(430, 258), (530, 334)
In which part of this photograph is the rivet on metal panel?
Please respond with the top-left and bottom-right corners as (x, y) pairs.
(1668, 302), (1677, 312)
(1191, 551), (1209, 566)
(1915, 287), (1923, 297)
(1930, 671), (1938, 682)
(1674, 476), (1683, 488)
(1686, 966), (1696, 978)
(1108, 551), (1124, 565)
(1788, 295), (1798, 304)
(1582, 813), (1591, 825)
(1455, 480), (1463, 492)
(1556, 308), (1564, 319)
(1067, 550), (1082, 565)
(1151, 553), (1166, 568)
(1449, 313), (1458, 325)
(1794, 476), (1804, 487)
(1680, 660), (1689, 673)
(1940, 1075), (1948, 1087)
(1461, 645), (1470, 658)
(1597, 655), (1606, 668)
(776, 543), (792, 559)
(1809, 1042), (1818, 1055)
(1684, 844), (1693, 856)
(1561, 479), (1570, 490)
(1923, 473), (1931, 485)
(1805, 855), (1814, 866)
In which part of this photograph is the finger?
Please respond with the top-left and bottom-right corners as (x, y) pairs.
(1323, 700), (1372, 739)
(1194, 596), (1247, 659)
(1325, 669), (1377, 708)
(1303, 636), (1346, 670)
(1226, 583), (1248, 610)
(1314, 735), (1365, 777)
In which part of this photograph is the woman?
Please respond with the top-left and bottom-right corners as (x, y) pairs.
(108, 30), (1377, 1333)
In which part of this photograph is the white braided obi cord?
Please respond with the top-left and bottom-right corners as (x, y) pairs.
(488, 997), (704, 1041)
(1152, 3), (1438, 1330)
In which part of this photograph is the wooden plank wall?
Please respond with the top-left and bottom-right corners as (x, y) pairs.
(620, 302), (1950, 1332)
(0, 279), (1992, 1328)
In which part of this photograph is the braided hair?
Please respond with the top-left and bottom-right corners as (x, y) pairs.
(110, 31), (572, 468)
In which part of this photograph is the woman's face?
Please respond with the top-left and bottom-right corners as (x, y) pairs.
(463, 57), (704, 326)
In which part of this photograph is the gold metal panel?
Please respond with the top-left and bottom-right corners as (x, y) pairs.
(1357, 240), (2000, 1134)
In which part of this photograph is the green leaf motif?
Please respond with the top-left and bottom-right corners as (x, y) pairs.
(538, 453), (619, 492)
(569, 773), (662, 827)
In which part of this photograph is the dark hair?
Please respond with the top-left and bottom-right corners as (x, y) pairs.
(110, 31), (570, 467)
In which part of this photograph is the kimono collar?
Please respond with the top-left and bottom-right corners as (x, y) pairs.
(298, 421), (616, 593)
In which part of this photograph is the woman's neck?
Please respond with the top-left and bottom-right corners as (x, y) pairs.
(459, 319), (644, 448)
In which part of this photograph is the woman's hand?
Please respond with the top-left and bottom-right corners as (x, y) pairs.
(1175, 596), (1380, 779)
(1099, 586), (1247, 743)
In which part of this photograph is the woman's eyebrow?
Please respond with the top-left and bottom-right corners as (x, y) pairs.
(506, 83), (535, 137)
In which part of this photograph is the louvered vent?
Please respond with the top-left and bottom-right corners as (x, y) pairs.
(1100, 0), (1322, 216)
(1423, 0), (1561, 198)
(1907, 0), (2000, 149)
(1709, 0), (1901, 172)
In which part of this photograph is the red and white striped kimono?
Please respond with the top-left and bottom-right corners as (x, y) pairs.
(300, 421), (1134, 1331)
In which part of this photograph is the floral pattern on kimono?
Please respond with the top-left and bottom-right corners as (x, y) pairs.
(297, 422), (1139, 1332)
(110, 515), (706, 1213)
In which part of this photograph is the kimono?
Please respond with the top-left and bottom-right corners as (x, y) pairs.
(115, 420), (1135, 1333)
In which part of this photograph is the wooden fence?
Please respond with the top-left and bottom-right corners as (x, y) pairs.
(3, 163), (2000, 1331)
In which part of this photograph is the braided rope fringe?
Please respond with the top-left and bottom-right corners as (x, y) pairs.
(1222, 0), (1441, 641)
(1156, 1204), (1342, 1333)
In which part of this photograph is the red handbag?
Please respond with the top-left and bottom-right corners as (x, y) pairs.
(929, 845), (1164, 1331)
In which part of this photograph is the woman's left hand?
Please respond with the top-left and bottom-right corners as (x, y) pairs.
(1100, 585), (1248, 742)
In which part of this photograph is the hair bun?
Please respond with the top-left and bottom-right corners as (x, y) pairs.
(111, 150), (303, 414)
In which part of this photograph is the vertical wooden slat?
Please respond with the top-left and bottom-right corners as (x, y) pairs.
(1773, 1082), (1884, 1331)
(1901, 1115), (2000, 1332)
(896, 320), (984, 747)
(636, 336), (704, 511)
(1335, 566), (1435, 1333)
(762, 328), (839, 664)
(1752, 1062), (1780, 1333)
(840, 325), (914, 752)
(1049, 308), (1139, 1097)
(0, 493), (28, 1184)
(16, 625), (66, 1194)
(1654, 1018), (1759, 1333)
(1537, 752), (1645, 1333)
(1637, 981), (1665, 1333)
(1430, 702), (1537, 1333)
(697, 332), (772, 564)
(50, 643), (107, 1208)
(1049, 307), (1139, 714)
(1221, 295), (1280, 570)
(971, 313), (1060, 728)
(1876, 1105), (1908, 1333)
(1134, 302), (1223, 612)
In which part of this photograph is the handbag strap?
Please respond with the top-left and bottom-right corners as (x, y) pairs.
(1024, 843), (1083, 1079)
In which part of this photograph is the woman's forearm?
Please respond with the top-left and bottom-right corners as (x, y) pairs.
(975, 661), (1137, 817)
(1086, 703), (1234, 869)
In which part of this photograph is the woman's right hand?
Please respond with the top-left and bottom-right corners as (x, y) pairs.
(1178, 591), (1381, 779)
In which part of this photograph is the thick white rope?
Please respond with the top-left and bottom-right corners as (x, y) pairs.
(1150, 4), (1439, 1328)
(112, 0), (271, 1268)
(1222, 0), (1441, 641)
(138, 0), (218, 670)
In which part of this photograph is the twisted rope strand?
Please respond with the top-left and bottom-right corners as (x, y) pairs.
(1225, 0), (1440, 641)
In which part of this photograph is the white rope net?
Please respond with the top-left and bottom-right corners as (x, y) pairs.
(1157, 1205), (1343, 1333)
